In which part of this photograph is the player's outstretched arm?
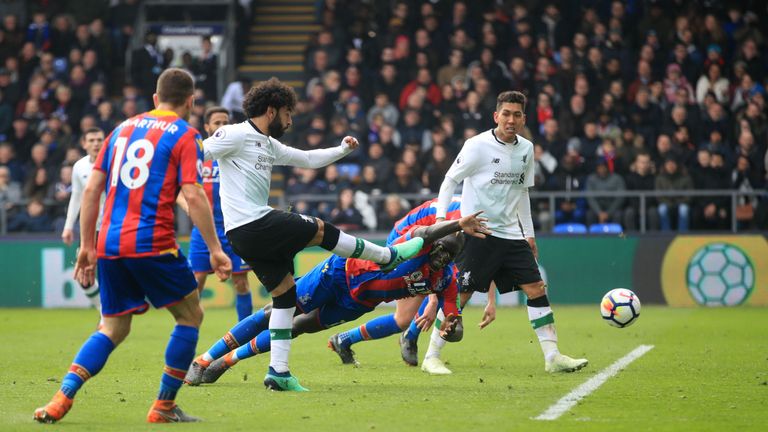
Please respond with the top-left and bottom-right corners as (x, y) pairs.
(412, 211), (491, 244)
(182, 183), (232, 281)
(275, 136), (358, 169)
(74, 170), (106, 287)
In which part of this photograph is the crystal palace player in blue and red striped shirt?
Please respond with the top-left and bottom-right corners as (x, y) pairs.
(35, 69), (231, 425)
(96, 108), (200, 258)
(182, 212), (491, 384)
(351, 196), (464, 371)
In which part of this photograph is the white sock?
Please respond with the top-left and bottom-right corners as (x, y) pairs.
(82, 283), (101, 308)
(528, 305), (559, 362)
(425, 310), (447, 360)
(269, 306), (295, 373)
(201, 352), (214, 362)
(332, 231), (392, 263)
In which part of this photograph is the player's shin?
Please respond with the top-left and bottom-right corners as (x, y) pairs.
(202, 308), (267, 363)
(268, 287), (296, 374)
(404, 297), (430, 340)
(339, 314), (401, 347)
(235, 291), (253, 322)
(232, 330), (270, 364)
(527, 295), (559, 362)
(156, 325), (198, 403)
(59, 332), (115, 399)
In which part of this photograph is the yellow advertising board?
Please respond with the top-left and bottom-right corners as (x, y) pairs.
(661, 235), (768, 306)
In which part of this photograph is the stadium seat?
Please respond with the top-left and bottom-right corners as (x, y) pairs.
(552, 223), (588, 234)
(589, 223), (624, 234)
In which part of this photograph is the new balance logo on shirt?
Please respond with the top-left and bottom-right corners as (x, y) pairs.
(492, 158), (500, 164)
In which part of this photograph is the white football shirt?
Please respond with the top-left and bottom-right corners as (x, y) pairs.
(444, 129), (535, 240)
(64, 155), (105, 230)
(204, 120), (352, 232)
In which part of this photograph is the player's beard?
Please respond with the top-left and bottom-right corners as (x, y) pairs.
(268, 116), (287, 139)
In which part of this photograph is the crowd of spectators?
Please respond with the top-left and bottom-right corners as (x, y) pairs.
(0, 0), (226, 233)
(276, 0), (767, 232)
(1, 0), (767, 234)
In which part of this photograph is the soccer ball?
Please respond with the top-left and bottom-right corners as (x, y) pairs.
(686, 243), (755, 306)
(600, 288), (641, 328)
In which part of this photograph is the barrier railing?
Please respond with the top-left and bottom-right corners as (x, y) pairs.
(281, 189), (767, 234)
(1, 189), (764, 236)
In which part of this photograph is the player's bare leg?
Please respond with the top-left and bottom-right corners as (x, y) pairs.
(194, 272), (208, 293)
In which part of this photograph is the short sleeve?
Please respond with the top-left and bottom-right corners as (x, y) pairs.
(176, 129), (203, 186)
(444, 140), (481, 183)
(203, 124), (241, 161)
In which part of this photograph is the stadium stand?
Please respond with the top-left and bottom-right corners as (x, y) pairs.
(0, 0), (766, 235)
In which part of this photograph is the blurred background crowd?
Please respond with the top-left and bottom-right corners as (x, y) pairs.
(0, 0), (766, 235)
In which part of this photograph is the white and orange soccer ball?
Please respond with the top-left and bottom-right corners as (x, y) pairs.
(600, 288), (641, 328)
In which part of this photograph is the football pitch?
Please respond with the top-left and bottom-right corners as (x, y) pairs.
(1, 306), (766, 431)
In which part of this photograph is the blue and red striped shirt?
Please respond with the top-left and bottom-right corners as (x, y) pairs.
(346, 227), (459, 316)
(94, 109), (203, 258)
(387, 196), (462, 244)
(200, 160), (224, 232)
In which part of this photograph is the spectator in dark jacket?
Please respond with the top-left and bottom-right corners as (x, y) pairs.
(655, 156), (693, 232)
(329, 188), (364, 231)
(623, 152), (659, 231)
(8, 199), (52, 232)
(586, 157), (626, 226)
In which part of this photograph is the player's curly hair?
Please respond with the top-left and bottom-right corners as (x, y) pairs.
(496, 90), (527, 111)
(242, 77), (297, 118)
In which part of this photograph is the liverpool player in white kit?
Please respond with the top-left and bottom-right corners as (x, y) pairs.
(62, 127), (106, 312)
(427, 91), (588, 374)
(198, 78), (423, 391)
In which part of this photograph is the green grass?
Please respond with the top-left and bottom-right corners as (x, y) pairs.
(1, 306), (767, 431)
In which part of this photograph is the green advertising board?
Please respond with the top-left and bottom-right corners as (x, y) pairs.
(0, 235), (765, 308)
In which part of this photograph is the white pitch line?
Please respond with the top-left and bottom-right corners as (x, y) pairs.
(534, 344), (655, 421)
